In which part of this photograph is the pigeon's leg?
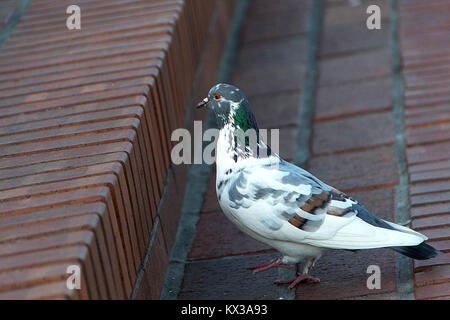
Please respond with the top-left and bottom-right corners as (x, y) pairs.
(274, 258), (320, 289)
(247, 257), (294, 274)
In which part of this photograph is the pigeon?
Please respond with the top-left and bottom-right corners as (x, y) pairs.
(196, 83), (440, 289)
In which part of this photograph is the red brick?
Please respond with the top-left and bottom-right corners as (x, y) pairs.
(404, 83), (450, 100)
(406, 76), (450, 91)
(403, 65), (450, 84)
(0, 152), (126, 181)
(406, 141), (450, 164)
(308, 146), (398, 191)
(236, 37), (306, 70)
(403, 54), (450, 72)
(232, 61), (305, 98)
(244, 0), (308, 17)
(0, 118), (139, 147)
(0, 245), (96, 297)
(0, 219), (112, 299)
(414, 252), (450, 273)
(405, 93), (450, 109)
(412, 214), (450, 230)
(312, 112), (395, 155)
(404, 101), (449, 117)
(411, 191), (450, 206)
(0, 263), (75, 293)
(411, 203), (450, 218)
(0, 55), (160, 91)
(133, 223), (168, 300)
(0, 86), (147, 119)
(400, 0), (450, 300)
(3, 202), (131, 296)
(0, 0), (224, 301)
(0, 106), (143, 140)
(415, 281), (450, 299)
(406, 120), (450, 135)
(410, 168), (450, 183)
(409, 159), (450, 174)
(0, 36), (170, 74)
(410, 180), (450, 195)
(419, 227), (450, 242)
(295, 249), (397, 300)
(357, 293), (400, 300)
(158, 164), (187, 254)
(0, 141), (131, 170)
(0, 206), (125, 298)
(431, 239), (450, 252)
(2, 15), (176, 54)
(0, 50), (162, 85)
(251, 91), (301, 129)
(321, 22), (389, 57)
(323, 0), (389, 27)
(415, 266), (450, 287)
(406, 129), (450, 146)
(0, 98), (143, 129)
(1, 27), (166, 58)
(0, 130), (136, 159)
(14, 2), (180, 36)
(314, 77), (392, 121)
(242, 0), (308, 43)
(1, 78), (149, 109)
(428, 295), (450, 300)
(2, 68), (158, 101)
(318, 49), (391, 87)
(402, 38), (450, 57)
(189, 211), (271, 261)
(179, 253), (285, 300)
(0, 281), (77, 300)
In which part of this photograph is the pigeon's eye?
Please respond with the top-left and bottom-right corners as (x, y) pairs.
(213, 93), (221, 100)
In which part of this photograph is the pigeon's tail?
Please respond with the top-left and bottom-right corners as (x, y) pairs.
(390, 242), (441, 260)
(352, 203), (441, 260)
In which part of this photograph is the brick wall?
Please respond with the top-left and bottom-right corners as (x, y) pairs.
(0, 0), (236, 299)
(399, 0), (450, 300)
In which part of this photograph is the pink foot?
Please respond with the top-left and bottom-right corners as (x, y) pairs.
(275, 273), (320, 289)
(247, 257), (294, 274)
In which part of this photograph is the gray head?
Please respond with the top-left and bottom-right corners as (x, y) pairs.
(197, 83), (258, 131)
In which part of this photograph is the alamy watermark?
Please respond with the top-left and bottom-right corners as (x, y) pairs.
(66, 5), (81, 30)
(66, 265), (81, 290)
(170, 121), (280, 165)
(366, 4), (381, 30)
(366, 264), (381, 290)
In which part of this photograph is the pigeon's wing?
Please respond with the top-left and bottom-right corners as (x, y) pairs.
(229, 159), (425, 250)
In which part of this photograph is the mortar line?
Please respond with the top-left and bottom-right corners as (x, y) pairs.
(390, 0), (415, 300)
(160, 0), (251, 300)
(277, 0), (324, 301)
(0, 0), (30, 49)
(293, 0), (324, 168)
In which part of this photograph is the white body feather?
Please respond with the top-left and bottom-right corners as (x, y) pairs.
(215, 125), (426, 264)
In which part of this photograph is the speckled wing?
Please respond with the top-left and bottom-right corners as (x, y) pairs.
(222, 159), (426, 250)
(222, 158), (354, 235)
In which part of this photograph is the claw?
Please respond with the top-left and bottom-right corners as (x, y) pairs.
(275, 273), (320, 289)
(246, 257), (294, 274)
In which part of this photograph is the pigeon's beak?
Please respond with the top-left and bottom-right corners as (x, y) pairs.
(196, 97), (209, 109)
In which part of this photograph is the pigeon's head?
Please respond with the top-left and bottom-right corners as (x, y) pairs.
(197, 83), (258, 131)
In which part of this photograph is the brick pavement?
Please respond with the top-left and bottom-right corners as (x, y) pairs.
(177, 0), (449, 300)
(0, 0), (448, 300)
